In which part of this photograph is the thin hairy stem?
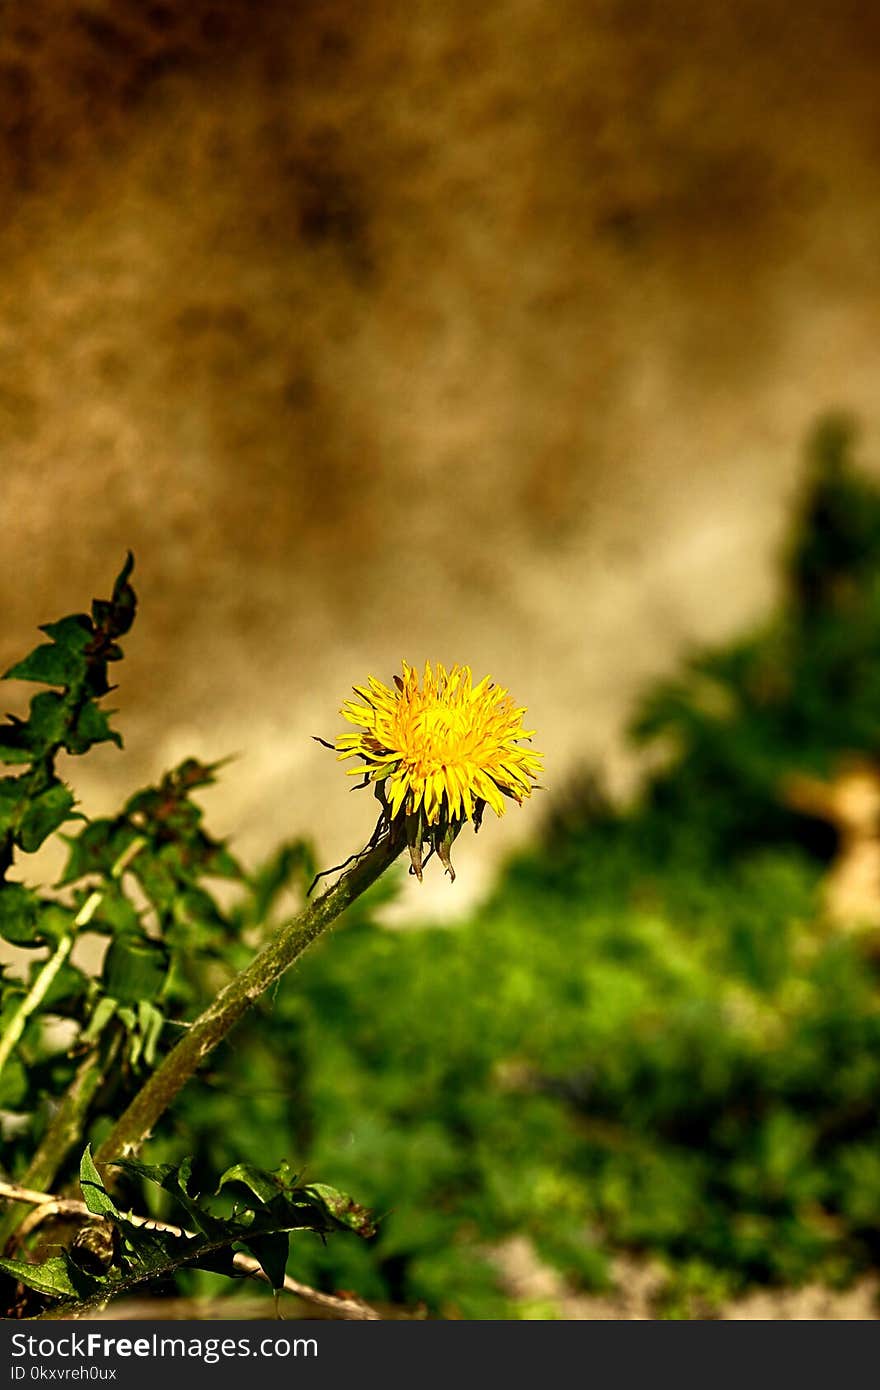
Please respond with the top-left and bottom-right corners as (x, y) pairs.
(94, 832), (402, 1168)
(0, 935), (73, 1082)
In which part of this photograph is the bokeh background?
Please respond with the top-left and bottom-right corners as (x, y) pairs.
(5, 0), (880, 1318)
(4, 0), (880, 906)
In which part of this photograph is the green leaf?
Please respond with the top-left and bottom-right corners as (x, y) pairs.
(171, 886), (229, 938)
(137, 1000), (164, 1068)
(80, 1146), (120, 1220)
(217, 1162), (287, 1206)
(130, 850), (179, 914)
(243, 1232), (289, 1291)
(174, 757), (222, 792)
(6, 1151), (373, 1315)
(202, 841), (244, 880)
(111, 1157), (178, 1187)
(65, 701), (123, 756)
(112, 1157), (374, 1242)
(4, 615), (93, 693)
(0, 1055), (27, 1107)
(169, 1158), (225, 1238)
(83, 885), (140, 935)
(60, 820), (140, 885)
(80, 995), (118, 1044)
(18, 783), (75, 852)
(0, 776), (25, 835)
(26, 691), (69, 751)
(102, 934), (169, 1004)
(107, 552), (137, 637)
(32, 957), (86, 1010)
(113, 1157), (223, 1239)
(0, 564), (137, 810)
(304, 1184), (377, 1237)
(0, 883), (41, 946)
(39, 615), (94, 649)
(115, 1004), (135, 1032)
(37, 903), (76, 945)
(4, 642), (86, 688)
(0, 725), (34, 764)
(0, 1254), (81, 1300)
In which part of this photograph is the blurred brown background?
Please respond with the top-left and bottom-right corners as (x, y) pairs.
(2, 0), (880, 911)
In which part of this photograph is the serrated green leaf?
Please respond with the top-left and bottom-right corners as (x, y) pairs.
(0, 726), (34, 764)
(130, 851), (179, 914)
(110, 1157), (222, 1239)
(115, 1215), (172, 1269)
(65, 701), (123, 757)
(7, 1148), (373, 1315)
(0, 1254), (81, 1300)
(123, 787), (163, 818)
(217, 1163), (286, 1206)
(0, 883), (41, 946)
(80, 1146), (120, 1219)
(26, 690), (69, 751)
(171, 1158), (225, 1237)
(102, 933), (169, 1003)
(304, 1183), (377, 1236)
(242, 1232), (289, 1291)
(111, 1157), (179, 1187)
(39, 615), (94, 648)
(4, 642), (86, 688)
(18, 782), (75, 852)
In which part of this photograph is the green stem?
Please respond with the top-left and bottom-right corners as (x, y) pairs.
(95, 833), (402, 1168)
(25, 1039), (120, 1196)
(0, 935), (73, 1083)
(0, 1037), (119, 1252)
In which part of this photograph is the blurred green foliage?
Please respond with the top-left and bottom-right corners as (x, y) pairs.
(149, 413), (880, 1317)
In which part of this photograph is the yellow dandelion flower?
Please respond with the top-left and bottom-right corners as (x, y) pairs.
(333, 661), (543, 880)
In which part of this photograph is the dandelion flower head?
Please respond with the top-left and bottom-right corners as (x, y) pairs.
(334, 660), (543, 879)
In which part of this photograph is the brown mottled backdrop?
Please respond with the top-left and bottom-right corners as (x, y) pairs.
(2, 0), (880, 913)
